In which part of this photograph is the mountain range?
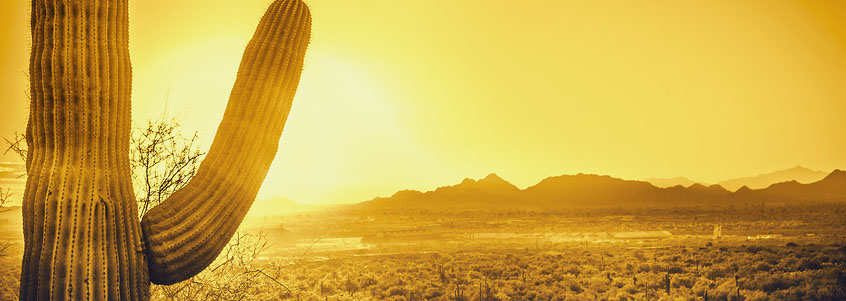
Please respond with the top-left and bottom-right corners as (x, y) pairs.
(645, 166), (828, 191)
(2, 166), (837, 213)
(717, 166), (828, 191)
(645, 176), (701, 188)
(357, 170), (846, 209)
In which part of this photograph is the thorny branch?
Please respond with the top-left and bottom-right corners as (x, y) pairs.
(130, 115), (204, 217)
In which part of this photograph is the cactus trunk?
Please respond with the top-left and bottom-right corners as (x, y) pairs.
(22, 0), (147, 299)
(21, 0), (311, 298)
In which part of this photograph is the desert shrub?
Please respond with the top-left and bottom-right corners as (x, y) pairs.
(760, 252), (780, 265)
(569, 281), (583, 293)
(424, 287), (443, 299)
(673, 274), (695, 289)
(584, 276), (609, 294)
(387, 286), (406, 297)
(579, 264), (599, 276)
(746, 245), (768, 254)
(758, 273), (795, 293)
(621, 283), (638, 295)
(563, 264), (580, 276)
(754, 262), (772, 272)
(636, 262), (652, 273)
(705, 263), (734, 280)
(614, 289), (633, 301)
(796, 258), (820, 271)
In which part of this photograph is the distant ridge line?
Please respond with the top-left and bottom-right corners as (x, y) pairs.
(357, 169), (846, 209)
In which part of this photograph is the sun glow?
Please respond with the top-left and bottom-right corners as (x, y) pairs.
(257, 52), (447, 204)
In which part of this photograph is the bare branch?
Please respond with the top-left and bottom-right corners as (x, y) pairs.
(3, 132), (27, 171)
(0, 188), (12, 214)
(0, 241), (14, 257)
(130, 115), (204, 218)
(149, 230), (287, 300)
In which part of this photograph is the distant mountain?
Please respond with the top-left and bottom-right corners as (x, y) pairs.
(355, 170), (846, 209)
(739, 169), (846, 203)
(718, 166), (828, 191)
(646, 176), (705, 188)
(523, 174), (664, 207)
(366, 173), (523, 209)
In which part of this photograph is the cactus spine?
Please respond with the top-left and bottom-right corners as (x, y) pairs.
(21, 0), (311, 299)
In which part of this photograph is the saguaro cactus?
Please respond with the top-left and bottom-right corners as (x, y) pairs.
(21, 0), (311, 299)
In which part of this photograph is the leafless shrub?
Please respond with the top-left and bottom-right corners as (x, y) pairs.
(0, 241), (12, 258)
(151, 231), (291, 300)
(3, 132), (26, 165)
(0, 188), (11, 214)
(130, 116), (204, 217)
(0, 188), (15, 259)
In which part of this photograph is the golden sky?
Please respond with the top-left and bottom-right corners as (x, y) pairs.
(1, 0), (845, 206)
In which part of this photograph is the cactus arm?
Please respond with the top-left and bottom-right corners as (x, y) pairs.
(22, 0), (310, 296)
(140, 0), (312, 285)
(22, 0), (150, 299)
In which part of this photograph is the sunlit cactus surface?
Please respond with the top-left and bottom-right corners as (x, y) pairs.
(21, 0), (311, 299)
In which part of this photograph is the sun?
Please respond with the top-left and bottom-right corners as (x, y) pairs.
(254, 51), (441, 205)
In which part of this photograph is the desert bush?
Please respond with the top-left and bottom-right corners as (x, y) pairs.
(386, 285), (406, 297)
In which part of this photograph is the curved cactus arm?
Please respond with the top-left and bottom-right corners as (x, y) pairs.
(140, 0), (312, 285)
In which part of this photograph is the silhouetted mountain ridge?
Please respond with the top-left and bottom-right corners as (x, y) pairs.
(357, 170), (846, 209)
(646, 176), (704, 188)
(368, 173), (523, 209)
(718, 166), (828, 191)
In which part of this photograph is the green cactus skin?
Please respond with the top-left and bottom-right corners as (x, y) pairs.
(21, 0), (311, 299)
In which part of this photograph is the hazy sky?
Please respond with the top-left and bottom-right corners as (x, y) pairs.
(1, 0), (845, 206)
